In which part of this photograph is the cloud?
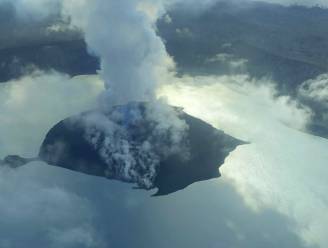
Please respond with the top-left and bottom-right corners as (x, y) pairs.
(3, 0), (328, 27)
(0, 71), (317, 248)
(159, 74), (312, 140)
(0, 70), (103, 157)
(0, 72), (105, 247)
(206, 53), (248, 74)
(0, 156), (105, 248)
(249, 0), (328, 7)
(0, 0), (61, 20)
(175, 27), (193, 37)
(159, 74), (328, 248)
(299, 73), (328, 108)
(48, 226), (101, 248)
(164, 0), (328, 11)
(298, 73), (328, 132)
(216, 0), (328, 8)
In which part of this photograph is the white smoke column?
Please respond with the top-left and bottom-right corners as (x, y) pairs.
(69, 0), (175, 106)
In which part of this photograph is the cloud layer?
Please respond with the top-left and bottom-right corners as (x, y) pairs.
(0, 71), (103, 157)
(0, 72), (314, 248)
(159, 74), (328, 248)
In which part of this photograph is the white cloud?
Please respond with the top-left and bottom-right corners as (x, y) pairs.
(0, 72), (105, 247)
(175, 27), (193, 37)
(0, 161), (103, 247)
(163, 14), (172, 23)
(298, 73), (328, 124)
(0, 71), (103, 157)
(159, 74), (328, 247)
(159, 74), (311, 140)
(299, 73), (328, 108)
(206, 53), (248, 74)
(0, 0), (61, 20)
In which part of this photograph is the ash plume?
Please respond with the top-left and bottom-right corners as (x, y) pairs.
(61, 0), (176, 106)
(60, 0), (190, 189)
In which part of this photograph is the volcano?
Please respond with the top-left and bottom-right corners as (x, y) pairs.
(1, 102), (246, 195)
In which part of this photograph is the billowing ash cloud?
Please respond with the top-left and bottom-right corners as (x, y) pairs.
(75, 101), (189, 190)
(57, 0), (191, 189)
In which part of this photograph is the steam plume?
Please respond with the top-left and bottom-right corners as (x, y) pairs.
(62, 0), (175, 106)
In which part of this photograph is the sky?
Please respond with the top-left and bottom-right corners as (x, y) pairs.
(0, 0), (328, 247)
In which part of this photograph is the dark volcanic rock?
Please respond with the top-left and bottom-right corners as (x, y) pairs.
(2, 103), (246, 195)
(153, 112), (245, 196)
